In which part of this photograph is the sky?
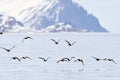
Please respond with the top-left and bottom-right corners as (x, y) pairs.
(74, 0), (120, 33)
(0, 0), (120, 33)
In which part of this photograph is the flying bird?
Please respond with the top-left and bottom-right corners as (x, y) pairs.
(74, 59), (84, 66)
(20, 56), (32, 60)
(103, 58), (117, 64)
(92, 56), (102, 61)
(22, 36), (33, 43)
(10, 57), (21, 61)
(107, 59), (117, 64)
(50, 39), (60, 45)
(38, 57), (51, 62)
(65, 40), (76, 46)
(1, 46), (15, 52)
(56, 57), (75, 63)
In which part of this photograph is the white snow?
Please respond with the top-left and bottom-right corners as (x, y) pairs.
(0, 33), (120, 80)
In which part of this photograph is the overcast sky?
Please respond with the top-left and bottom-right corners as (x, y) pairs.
(74, 0), (120, 33)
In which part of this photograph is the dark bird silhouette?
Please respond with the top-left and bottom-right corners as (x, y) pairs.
(20, 56), (32, 60)
(1, 46), (15, 52)
(38, 57), (51, 62)
(56, 57), (75, 63)
(22, 36), (33, 43)
(74, 59), (84, 66)
(103, 58), (117, 64)
(92, 56), (102, 61)
(50, 39), (60, 44)
(65, 40), (76, 46)
(108, 59), (117, 64)
(10, 57), (21, 61)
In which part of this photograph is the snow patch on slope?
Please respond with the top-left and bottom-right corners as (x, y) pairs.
(40, 22), (88, 32)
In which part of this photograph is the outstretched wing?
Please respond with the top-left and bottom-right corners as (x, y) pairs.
(27, 36), (33, 39)
(56, 60), (61, 63)
(9, 58), (13, 61)
(51, 39), (57, 43)
(38, 57), (45, 61)
(81, 59), (84, 66)
(1, 47), (8, 51)
(25, 56), (32, 59)
(10, 46), (15, 50)
(65, 40), (71, 45)
(71, 41), (77, 46)
(22, 38), (25, 43)
(46, 57), (51, 61)
(92, 56), (101, 60)
(111, 59), (117, 64)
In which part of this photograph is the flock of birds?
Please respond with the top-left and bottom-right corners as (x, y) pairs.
(9, 56), (117, 66)
(0, 34), (117, 66)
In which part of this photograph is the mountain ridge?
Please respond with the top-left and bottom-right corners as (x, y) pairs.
(18, 0), (108, 32)
(0, 0), (108, 32)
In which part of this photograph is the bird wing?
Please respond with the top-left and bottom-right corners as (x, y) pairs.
(38, 57), (45, 61)
(16, 58), (21, 61)
(10, 46), (15, 50)
(111, 59), (117, 64)
(28, 37), (33, 39)
(46, 57), (51, 61)
(22, 38), (25, 43)
(74, 60), (77, 62)
(92, 56), (101, 60)
(20, 57), (24, 60)
(1, 47), (8, 51)
(81, 59), (84, 66)
(65, 40), (71, 45)
(25, 56), (32, 59)
(56, 58), (68, 63)
(71, 41), (77, 46)
(57, 40), (61, 43)
(51, 39), (57, 43)
(56, 60), (61, 63)
(9, 58), (13, 61)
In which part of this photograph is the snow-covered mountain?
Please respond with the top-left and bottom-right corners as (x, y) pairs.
(0, 14), (25, 32)
(40, 22), (88, 32)
(17, 0), (108, 32)
(0, 0), (108, 32)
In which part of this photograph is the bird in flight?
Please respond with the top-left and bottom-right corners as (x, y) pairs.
(1, 46), (15, 52)
(22, 36), (33, 43)
(92, 56), (102, 61)
(65, 40), (76, 46)
(50, 39), (60, 45)
(20, 56), (32, 60)
(74, 58), (84, 66)
(107, 58), (117, 64)
(56, 57), (75, 63)
(38, 57), (51, 62)
(103, 58), (117, 64)
(10, 57), (21, 61)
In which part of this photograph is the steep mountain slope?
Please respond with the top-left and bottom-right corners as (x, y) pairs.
(18, 0), (108, 32)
